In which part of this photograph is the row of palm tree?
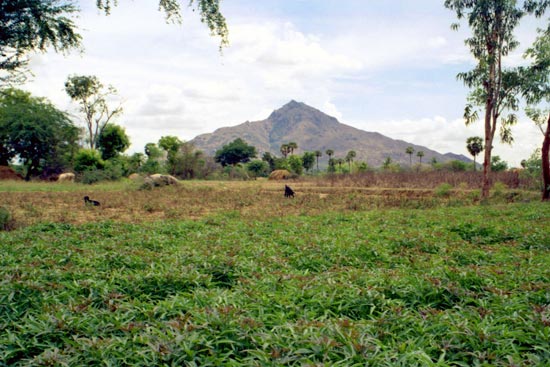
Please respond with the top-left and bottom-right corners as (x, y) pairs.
(280, 143), (358, 172)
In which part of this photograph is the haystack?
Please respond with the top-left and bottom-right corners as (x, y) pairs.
(140, 174), (179, 190)
(269, 169), (291, 180)
(0, 166), (23, 180)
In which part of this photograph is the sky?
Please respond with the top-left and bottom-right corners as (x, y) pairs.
(21, 0), (549, 166)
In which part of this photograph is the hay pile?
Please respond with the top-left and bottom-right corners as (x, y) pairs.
(268, 169), (291, 180)
(0, 166), (23, 180)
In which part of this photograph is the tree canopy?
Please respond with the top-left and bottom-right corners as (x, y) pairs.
(215, 138), (256, 166)
(0, 88), (79, 179)
(0, 0), (81, 84)
(98, 123), (130, 160)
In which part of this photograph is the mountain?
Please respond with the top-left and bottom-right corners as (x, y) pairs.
(190, 100), (470, 167)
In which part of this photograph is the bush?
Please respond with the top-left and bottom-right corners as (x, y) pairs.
(0, 206), (14, 231)
(246, 160), (269, 178)
(79, 169), (109, 185)
(74, 149), (105, 173)
(434, 183), (453, 197)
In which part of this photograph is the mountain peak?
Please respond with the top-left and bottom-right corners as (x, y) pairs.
(268, 100), (338, 127)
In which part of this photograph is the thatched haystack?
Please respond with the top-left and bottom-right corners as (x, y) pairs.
(0, 166), (23, 180)
(268, 169), (291, 180)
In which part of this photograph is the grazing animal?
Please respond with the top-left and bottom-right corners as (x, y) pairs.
(58, 172), (75, 182)
(284, 185), (295, 198)
(84, 196), (100, 206)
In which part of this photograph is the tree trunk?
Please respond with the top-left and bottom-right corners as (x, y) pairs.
(482, 112), (494, 201)
(542, 113), (550, 201)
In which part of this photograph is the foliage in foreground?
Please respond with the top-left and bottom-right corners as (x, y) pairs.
(1, 203), (550, 366)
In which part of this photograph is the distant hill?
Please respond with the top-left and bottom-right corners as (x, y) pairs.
(190, 100), (471, 167)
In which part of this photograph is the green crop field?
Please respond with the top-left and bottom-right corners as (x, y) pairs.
(1, 181), (549, 366)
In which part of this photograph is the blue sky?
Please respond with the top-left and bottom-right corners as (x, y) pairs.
(23, 0), (547, 166)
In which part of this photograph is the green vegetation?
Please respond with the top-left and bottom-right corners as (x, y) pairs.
(1, 201), (549, 365)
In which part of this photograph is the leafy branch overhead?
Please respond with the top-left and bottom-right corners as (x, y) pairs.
(1, 0), (228, 85)
(96, 0), (229, 48)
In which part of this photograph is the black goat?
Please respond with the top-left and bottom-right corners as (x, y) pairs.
(284, 185), (295, 198)
(84, 196), (100, 206)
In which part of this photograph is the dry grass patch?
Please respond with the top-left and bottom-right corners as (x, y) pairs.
(0, 178), (537, 228)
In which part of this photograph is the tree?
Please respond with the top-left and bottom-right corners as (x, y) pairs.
(97, 124), (130, 160)
(158, 135), (183, 174)
(345, 150), (356, 172)
(0, 88), (79, 180)
(288, 142), (298, 155)
(262, 152), (276, 171)
(172, 142), (207, 179)
(382, 157), (393, 170)
(466, 136), (484, 171)
(287, 155), (303, 175)
(65, 75), (123, 149)
(405, 146), (415, 168)
(158, 135), (183, 154)
(520, 29), (550, 200)
(491, 155), (508, 172)
(215, 138), (257, 166)
(445, 0), (528, 200)
(336, 158), (344, 172)
(416, 150), (425, 166)
(325, 149), (334, 160)
(301, 151), (315, 173)
(0, 0), (81, 84)
(246, 160), (269, 178)
(280, 144), (290, 158)
(145, 143), (162, 159)
(314, 150), (322, 171)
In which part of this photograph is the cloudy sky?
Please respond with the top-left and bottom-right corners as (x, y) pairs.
(23, 0), (548, 166)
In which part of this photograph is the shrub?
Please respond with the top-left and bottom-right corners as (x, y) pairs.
(434, 183), (453, 197)
(492, 181), (508, 197)
(79, 169), (108, 185)
(0, 206), (14, 231)
(74, 149), (105, 173)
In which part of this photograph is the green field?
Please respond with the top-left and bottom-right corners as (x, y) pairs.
(2, 187), (550, 366)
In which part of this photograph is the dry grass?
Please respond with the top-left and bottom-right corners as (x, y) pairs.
(0, 176), (539, 229)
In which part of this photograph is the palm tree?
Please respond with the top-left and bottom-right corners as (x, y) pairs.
(416, 150), (425, 169)
(314, 150), (322, 171)
(280, 144), (290, 158)
(336, 158), (344, 171)
(345, 150), (356, 172)
(405, 146), (414, 168)
(325, 149), (334, 160)
(288, 142), (298, 155)
(466, 136), (484, 171)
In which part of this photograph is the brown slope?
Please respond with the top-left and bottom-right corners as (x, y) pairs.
(190, 100), (467, 167)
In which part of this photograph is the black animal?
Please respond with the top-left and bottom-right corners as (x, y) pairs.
(284, 185), (295, 198)
(84, 196), (100, 206)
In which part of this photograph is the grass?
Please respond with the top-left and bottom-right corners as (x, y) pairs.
(0, 177), (549, 366)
